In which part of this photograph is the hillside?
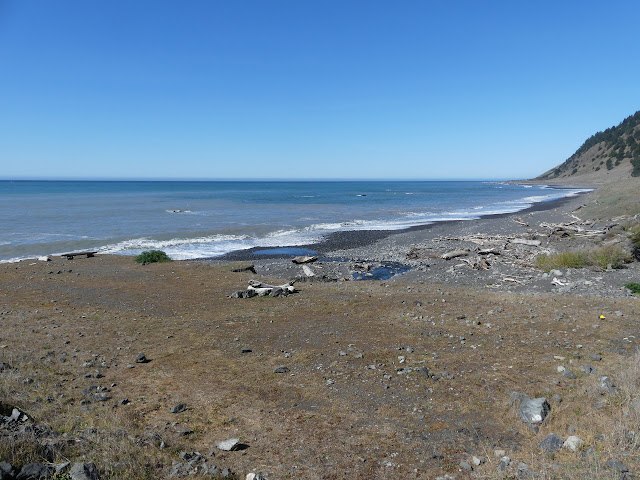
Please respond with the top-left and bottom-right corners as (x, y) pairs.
(537, 110), (640, 184)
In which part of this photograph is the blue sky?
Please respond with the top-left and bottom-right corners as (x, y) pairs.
(1, 1), (639, 180)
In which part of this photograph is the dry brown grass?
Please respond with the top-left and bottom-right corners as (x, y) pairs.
(1, 255), (640, 479)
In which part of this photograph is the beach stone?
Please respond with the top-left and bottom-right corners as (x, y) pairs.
(216, 438), (240, 451)
(518, 397), (550, 425)
(599, 376), (617, 394)
(589, 353), (602, 361)
(581, 364), (597, 375)
(273, 365), (289, 374)
(509, 391), (529, 407)
(0, 462), (16, 479)
(471, 456), (485, 466)
(170, 403), (187, 414)
(69, 462), (100, 480)
(538, 433), (563, 453)
(498, 456), (510, 472)
(55, 462), (71, 474)
(563, 435), (585, 452)
(459, 461), (472, 471)
(516, 462), (533, 479)
(246, 474), (268, 480)
(135, 352), (148, 363)
(562, 369), (577, 379)
(605, 458), (629, 473)
(16, 463), (52, 480)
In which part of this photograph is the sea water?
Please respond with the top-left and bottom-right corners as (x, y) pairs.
(0, 180), (590, 263)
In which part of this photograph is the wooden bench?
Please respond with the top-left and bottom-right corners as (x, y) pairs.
(60, 251), (98, 260)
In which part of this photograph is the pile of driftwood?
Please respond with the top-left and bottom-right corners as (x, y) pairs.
(229, 280), (297, 298)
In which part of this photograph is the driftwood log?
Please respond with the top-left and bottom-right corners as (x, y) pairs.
(292, 255), (318, 264)
(509, 238), (541, 247)
(230, 280), (297, 298)
(441, 249), (469, 260)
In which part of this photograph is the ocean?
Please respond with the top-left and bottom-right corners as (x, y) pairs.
(0, 180), (590, 263)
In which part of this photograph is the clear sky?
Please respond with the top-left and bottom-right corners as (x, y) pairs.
(1, 1), (639, 180)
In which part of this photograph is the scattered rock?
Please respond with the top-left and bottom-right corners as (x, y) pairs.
(0, 462), (16, 479)
(518, 397), (551, 425)
(605, 458), (629, 473)
(69, 462), (100, 480)
(246, 473), (268, 480)
(599, 376), (617, 394)
(538, 433), (563, 453)
(0, 362), (13, 372)
(216, 438), (240, 451)
(563, 435), (585, 452)
(135, 352), (149, 364)
(589, 353), (602, 362)
(273, 366), (290, 374)
(459, 461), (472, 471)
(16, 463), (52, 480)
(562, 369), (578, 379)
(170, 403), (187, 414)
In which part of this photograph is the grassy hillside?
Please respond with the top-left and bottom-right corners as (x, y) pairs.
(538, 110), (640, 182)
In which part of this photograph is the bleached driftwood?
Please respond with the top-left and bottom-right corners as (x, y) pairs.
(292, 255), (318, 264)
(247, 279), (296, 296)
(301, 265), (315, 277)
(441, 249), (469, 260)
(510, 238), (541, 247)
(478, 248), (502, 255)
(230, 279), (297, 298)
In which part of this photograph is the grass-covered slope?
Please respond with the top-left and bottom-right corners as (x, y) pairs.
(538, 110), (640, 181)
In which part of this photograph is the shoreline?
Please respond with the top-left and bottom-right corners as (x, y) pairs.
(212, 190), (590, 263)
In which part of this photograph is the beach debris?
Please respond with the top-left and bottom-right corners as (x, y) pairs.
(230, 280), (297, 298)
(510, 238), (541, 247)
(513, 217), (529, 226)
(231, 264), (257, 274)
(291, 255), (317, 264)
(441, 249), (469, 260)
(478, 248), (502, 255)
(301, 265), (315, 277)
(551, 277), (567, 286)
(37, 255), (51, 262)
(247, 279), (296, 297)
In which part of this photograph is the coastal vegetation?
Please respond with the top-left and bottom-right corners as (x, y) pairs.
(624, 282), (640, 294)
(538, 109), (640, 180)
(535, 245), (631, 272)
(134, 250), (172, 264)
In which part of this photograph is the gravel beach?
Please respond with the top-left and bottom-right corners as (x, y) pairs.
(211, 192), (640, 298)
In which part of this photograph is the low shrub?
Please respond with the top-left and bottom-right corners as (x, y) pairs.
(134, 250), (172, 264)
(624, 282), (640, 295)
(536, 245), (631, 272)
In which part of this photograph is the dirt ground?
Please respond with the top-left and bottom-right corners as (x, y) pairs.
(1, 254), (639, 479)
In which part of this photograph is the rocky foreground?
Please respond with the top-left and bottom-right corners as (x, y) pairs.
(1, 194), (640, 479)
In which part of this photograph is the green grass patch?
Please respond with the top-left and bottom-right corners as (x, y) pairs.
(134, 250), (172, 264)
(536, 245), (631, 272)
(624, 282), (640, 295)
